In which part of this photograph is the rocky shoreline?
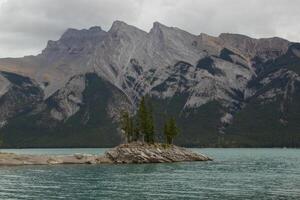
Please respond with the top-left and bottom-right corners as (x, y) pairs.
(0, 143), (212, 166)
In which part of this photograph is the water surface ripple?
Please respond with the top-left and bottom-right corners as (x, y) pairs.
(0, 148), (299, 199)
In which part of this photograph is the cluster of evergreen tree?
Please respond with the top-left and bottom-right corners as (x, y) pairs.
(120, 97), (179, 145)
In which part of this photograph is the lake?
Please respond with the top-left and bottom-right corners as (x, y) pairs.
(0, 148), (299, 199)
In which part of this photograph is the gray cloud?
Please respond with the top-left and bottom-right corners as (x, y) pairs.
(0, 0), (299, 57)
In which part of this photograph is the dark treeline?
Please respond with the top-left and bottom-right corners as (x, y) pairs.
(120, 97), (179, 145)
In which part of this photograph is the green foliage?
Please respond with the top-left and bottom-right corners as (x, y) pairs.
(225, 90), (300, 147)
(137, 96), (155, 143)
(137, 96), (148, 140)
(133, 120), (140, 141)
(163, 119), (170, 144)
(164, 117), (179, 144)
(118, 96), (156, 144)
(146, 102), (155, 143)
(120, 110), (134, 142)
(150, 96), (223, 147)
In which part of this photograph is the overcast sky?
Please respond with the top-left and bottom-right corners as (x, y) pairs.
(0, 0), (299, 58)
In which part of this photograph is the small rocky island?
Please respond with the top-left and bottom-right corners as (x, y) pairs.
(105, 142), (211, 163)
(0, 97), (212, 166)
(0, 142), (211, 166)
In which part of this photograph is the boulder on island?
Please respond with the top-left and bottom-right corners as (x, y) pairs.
(105, 142), (212, 164)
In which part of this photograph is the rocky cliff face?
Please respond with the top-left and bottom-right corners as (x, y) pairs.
(0, 21), (299, 147)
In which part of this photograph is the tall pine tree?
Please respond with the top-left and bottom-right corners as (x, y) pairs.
(120, 110), (134, 143)
(133, 119), (140, 141)
(147, 104), (155, 143)
(163, 119), (171, 144)
(137, 97), (147, 142)
(137, 96), (155, 143)
(164, 117), (179, 144)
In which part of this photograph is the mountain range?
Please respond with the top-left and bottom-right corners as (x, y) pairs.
(0, 21), (299, 147)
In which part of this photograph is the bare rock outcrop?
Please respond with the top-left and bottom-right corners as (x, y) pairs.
(0, 143), (211, 166)
(105, 142), (212, 164)
(0, 153), (111, 166)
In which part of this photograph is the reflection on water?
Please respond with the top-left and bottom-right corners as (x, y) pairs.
(0, 148), (299, 200)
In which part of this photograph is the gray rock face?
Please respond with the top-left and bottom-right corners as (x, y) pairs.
(0, 72), (44, 124)
(219, 33), (290, 60)
(105, 142), (212, 163)
(49, 75), (86, 121)
(0, 74), (10, 97)
(0, 20), (299, 147)
(0, 21), (291, 108)
(0, 26), (107, 99)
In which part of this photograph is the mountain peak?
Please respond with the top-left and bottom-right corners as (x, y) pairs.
(109, 20), (146, 35)
(219, 32), (290, 43)
(61, 28), (80, 38)
(152, 21), (168, 29)
(88, 26), (102, 32)
(109, 20), (129, 32)
(111, 20), (127, 27)
(43, 26), (107, 56)
(219, 33), (253, 40)
(0, 21), (299, 148)
(150, 21), (177, 34)
(60, 26), (105, 40)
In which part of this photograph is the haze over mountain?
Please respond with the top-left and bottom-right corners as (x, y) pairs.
(0, 21), (299, 147)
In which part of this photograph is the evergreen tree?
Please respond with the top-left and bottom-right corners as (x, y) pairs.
(133, 117), (140, 141)
(120, 110), (133, 143)
(147, 104), (155, 143)
(137, 97), (147, 142)
(168, 117), (179, 144)
(128, 116), (134, 142)
(163, 119), (171, 144)
(164, 117), (179, 144)
(137, 96), (155, 143)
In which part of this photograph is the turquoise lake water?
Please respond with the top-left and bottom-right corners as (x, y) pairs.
(0, 148), (299, 200)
